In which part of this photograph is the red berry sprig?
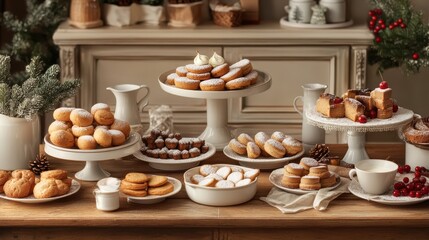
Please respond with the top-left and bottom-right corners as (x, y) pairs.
(393, 165), (429, 198)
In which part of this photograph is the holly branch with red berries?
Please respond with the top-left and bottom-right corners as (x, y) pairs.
(368, 0), (429, 74)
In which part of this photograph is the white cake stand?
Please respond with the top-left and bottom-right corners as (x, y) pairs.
(44, 133), (143, 181)
(306, 107), (414, 165)
(159, 70), (272, 150)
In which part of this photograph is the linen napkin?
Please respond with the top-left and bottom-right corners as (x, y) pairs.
(260, 177), (351, 213)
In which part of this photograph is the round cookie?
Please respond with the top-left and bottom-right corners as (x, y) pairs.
(281, 174), (301, 189)
(93, 109), (115, 126)
(148, 181), (174, 195)
(191, 174), (205, 184)
(264, 139), (286, 158)
(186, 72), (211, 81)
(225, 77), (251, 90)
(125, 172), (149, 184)
(200, 78), (225, 91)
(282, 136), (303, 156)
(199, 164), (218, 177)
(236, 178), (252, 187)
(228, 139), (247, 155)
(53, 107), (74, 122)
(299, 157), (319, 172)
(71, 125), (94, 137)
(121, 179), (148, 190)
(120, 187), (148, 197)
(285, 163), (304, 176)
(148, 175), (168, 187)
(33, 178), (59, 199)
(175, 66), (188, 77)
(230, 59), (253, 75)
(321, 173), (337, 188)
(70, 109), (93, 127)
(198, 178), (216, 187)
(0, 170), (11, 186)
(244, 70), (258, 85)
(50, 130), (75, 148)
(246, 142), (261, 159)
(93, 128), (112, 148)
(76, 135), (97, 150)
(244, 169), (260, 181)
(211, 63), (230, 77)
(226, 171), (244, 183)
(3, 178), (33, 198)
(166, 73), (178, 85)
(220, 68), (243, 82)
(308, 165), (330, 179)
(90, 103), (110, 115)
(109, 129), (126, 146)
(271, 131), (285, 142)
(185, 64), (212, 74)
(48, 120), (72, 134)
(215, 180), (235, 188)
(174, 77), (200, 90)
(216, 166), (232, 179)
(110, 119), (131, 138)
(299, 175), (321, 190)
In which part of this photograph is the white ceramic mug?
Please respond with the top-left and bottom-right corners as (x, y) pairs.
(285, 0), (316, 23)
(349, 159), (398, 195)
(293, 83), (327, 152)
(94, 188), (120, 211)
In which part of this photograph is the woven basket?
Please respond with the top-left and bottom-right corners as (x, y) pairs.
(212, 10), (242, 27)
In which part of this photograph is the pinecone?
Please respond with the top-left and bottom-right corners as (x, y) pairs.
(309, 144), (330, 161)
(29, 154), (50, 175)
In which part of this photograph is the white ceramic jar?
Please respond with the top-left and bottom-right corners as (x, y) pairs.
(319, 0), (346, 23)
(285, 0), (316, 23)
(94, 188), (120, 211)
(405, 142), (429, 171)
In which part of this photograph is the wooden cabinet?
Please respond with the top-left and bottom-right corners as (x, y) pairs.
(54, 22), (372, 142)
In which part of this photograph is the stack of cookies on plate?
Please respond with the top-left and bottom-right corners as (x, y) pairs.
(281, 158), (337, 190)
(166, 51), (258, 91)
(228, 131), (303, 159)
(120, 172), (174, 197)
(48, 103), (131, 149)
(189, 164), (259, 188)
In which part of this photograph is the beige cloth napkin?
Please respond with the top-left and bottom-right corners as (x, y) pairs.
(260, 177), (351, 213)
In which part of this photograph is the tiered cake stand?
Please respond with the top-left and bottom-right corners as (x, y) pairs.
(44, 133), (142, 181)
(306, 107), (414, 164)
(159, 70), (272, 150)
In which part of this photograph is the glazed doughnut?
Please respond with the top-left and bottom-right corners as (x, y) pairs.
(70, 109), (93, 127)
(93, 128), (112, 148)
(320, 173), (337, 188)
(284, 163), (304, 176)
(245, 70), (258, 85)
(174, 77), (200, 90)
(264, 139), (286, 158)
(109, 129), (126, 146)
(225, 77), (251, 90)
(50, 130), (75, 148)
(199, 78), (225, 91)
(220, 68), (243, 82)
(308, 165), (330, 179)
(48, 120), (72, 134)
(282, 136), (303, 156)
(76, 135), (97, 150)
(299, 175), (321, 190)
(175, 66), (188, 77)
(271, 131), (285, 142)
(93, 109), (115, 125)
(166, 73), (178, 85)
(110, 119), (131, 138)
(230, 59), (253, 75)
(228, 139), (247, 155)
(246, 142), (261, 159)
(211, 63), (230, 77)
(186, 72), (211, 81)
(90, 103), (110, 115)
(185, 64), (212, 74)
(71, 125), (94, 137)
(281, 174), (301, 189)
(237, 133), (254, 145)
(53, 107), (74, 122)
(254, 132), (270, 150)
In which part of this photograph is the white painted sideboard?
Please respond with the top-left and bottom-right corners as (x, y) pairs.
(53, 21), (373, 142)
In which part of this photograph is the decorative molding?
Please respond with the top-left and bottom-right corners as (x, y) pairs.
(59, 46), (79, 107)
(352, 47), (368, 89)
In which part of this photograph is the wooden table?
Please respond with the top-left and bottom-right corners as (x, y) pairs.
(1, 144), (428, 239)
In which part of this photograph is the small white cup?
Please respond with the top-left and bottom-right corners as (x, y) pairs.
(94, 188), (120, 211)
(349, 159), (398, 195)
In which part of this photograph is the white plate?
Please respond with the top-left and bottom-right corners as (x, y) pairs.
(269, 168), (341, 195)
(348, 173), (429, 205)
(0, 179), (81, 203)
(44, 132), (142, 161)
(133, 140), (216, 171)
(223, 146), (305, 170)
(280, 17), (354, 29)
(124, 177), (182, 204)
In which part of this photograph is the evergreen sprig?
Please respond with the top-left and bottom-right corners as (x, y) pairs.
(368, 0), (429, 74)
(0, 55), (80, 120)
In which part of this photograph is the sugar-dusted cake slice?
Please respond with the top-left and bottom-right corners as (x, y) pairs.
(344, 98), (365, 122)
(342, 89), (371, 99)
(370, 87), (392, 101)
(373, 98), (393, 110)
(377, 107), (393, 119)
(355, 95), (374, 110)
(316, 93), (345, 118)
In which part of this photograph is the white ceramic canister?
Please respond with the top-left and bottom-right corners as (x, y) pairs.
(405, 142), (429, 171)
(94, 188), (120, 211)
(285, 0), (316, 23)
(319, 0), (346, 23)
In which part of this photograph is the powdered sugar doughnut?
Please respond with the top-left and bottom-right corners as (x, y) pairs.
(93, 128), (112, 148)
(50, 130), (75, 148)
(185, 64), (212, 74)
(254, 132), (270, 150)
(71, 125), (94, 137)
(94, 109), (115, 125)
(176, 66), (187, 77)
(211, 63), (230, 77)
(109, 129), (126, 146)
(271, 131), (285, 142)
(48, 120), (72, 134)
(282, 136), (303, 156)
(70, 109), (93, 127)
(225, 77), (251, 90)
(186, 72), (211, 81)
(76, 135), (97, 150)
(90, 103), (110, 115)
(174, 77), (200, 90)
(245, 70), (258, 85)
(221, 68), (243, 82)
(166, 73), (178, 85)
(246, 142), (261, 159)
(53, 107), (74, 122)
(228, 139), (247, 155)
(200, 78), (225, 91)
(237, 133), (254, 145)
(110, 119), (131, 138)
(230, 59), (253, 75)
(264, 139), (286, 158)
(215, 180), (235, 188)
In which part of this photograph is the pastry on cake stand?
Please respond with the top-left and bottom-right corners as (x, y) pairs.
(159, 70), (271, 150)
(306, 107), (414, 165)
(44, 132), (142, 181)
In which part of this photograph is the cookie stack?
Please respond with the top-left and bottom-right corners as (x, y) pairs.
(120, 172), (174, 197)
(189, 164), (259, 188)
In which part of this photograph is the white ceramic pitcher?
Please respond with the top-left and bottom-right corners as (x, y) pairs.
(107, 84), (150, 130)
(293, 83), (327, 152)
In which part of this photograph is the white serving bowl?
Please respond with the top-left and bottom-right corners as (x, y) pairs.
(183, 164), (258, 206)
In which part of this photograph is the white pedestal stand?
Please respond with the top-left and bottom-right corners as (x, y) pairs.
(306, 107), (414, 165)
(44, 133), (142, 181)
(159, 70), (272, 150)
